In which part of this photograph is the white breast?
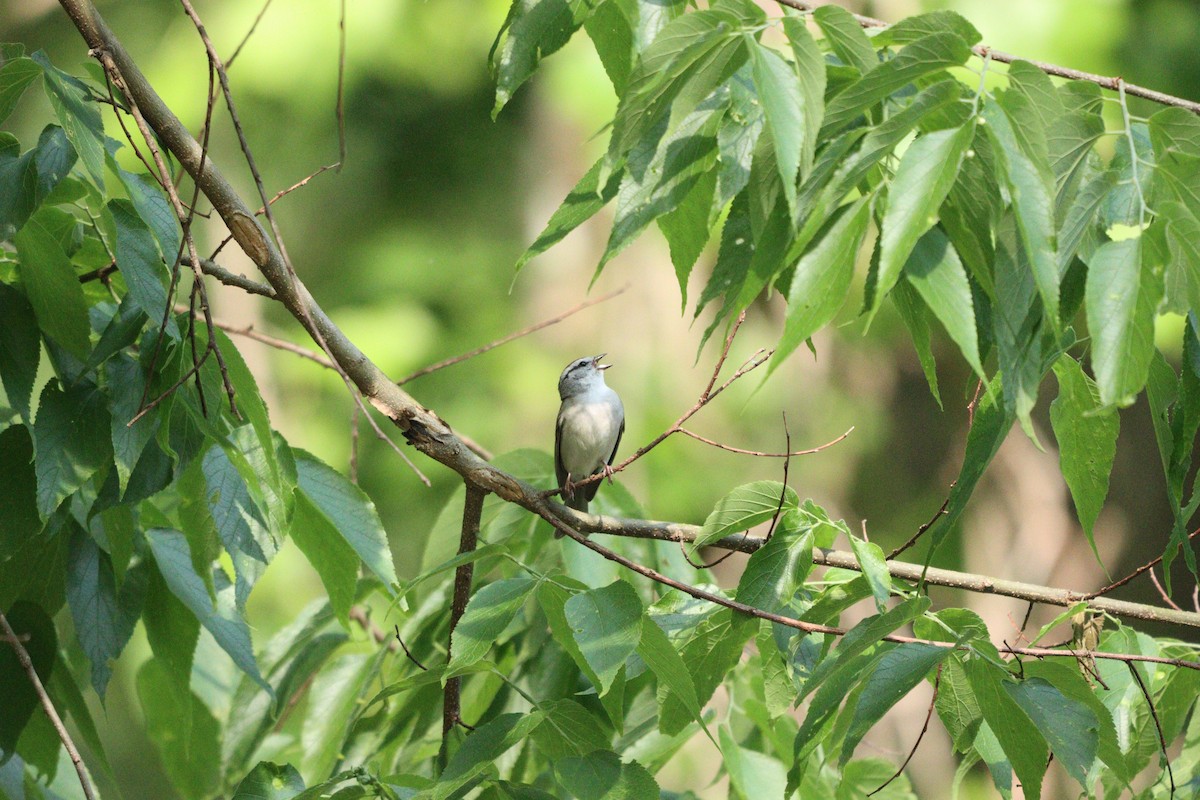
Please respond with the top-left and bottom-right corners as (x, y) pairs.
(558, 386), (623, 478)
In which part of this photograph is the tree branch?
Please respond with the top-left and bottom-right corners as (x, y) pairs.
(444, 483), (486, 735)
(0, 611), (96, 800)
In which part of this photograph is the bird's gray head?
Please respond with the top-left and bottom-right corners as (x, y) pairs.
(558, 353), (610, 400)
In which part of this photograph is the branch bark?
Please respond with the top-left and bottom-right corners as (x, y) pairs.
(443, 483), (485, 736)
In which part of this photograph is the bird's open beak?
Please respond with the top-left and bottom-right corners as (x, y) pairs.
(593, 353), (611, 370)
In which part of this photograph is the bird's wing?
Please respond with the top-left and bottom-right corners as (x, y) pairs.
(554, 410), (569, 494)
(583, 413), (624, 504)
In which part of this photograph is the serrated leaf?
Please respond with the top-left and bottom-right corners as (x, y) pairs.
(746, 38), (807, 210)
(0, 602), (55, 754)
(771, 197), (870, 371)
(0, 56), (40, 124)
(33, 379), (112, 517)
(555, 750), (658, 800)
(105, 353), (156, 495)
(492, 0), (593, 117)
(565, 579), (643, 694)
(872, 123), (974, 314)
(1159, 200), (1200, 315)
(448, 577), (536, 673)
(137, 658), (221, 798)
(892, 280), (941, 406)
(1085, 238), (1158, 407)
(636, 616), (708, 738)
(659, 608), (755, 736)
(146, 527), (270, 692)
(0, 282), (39, 421)
(14, 209), (91, 358)
(902, 228), (985, 381)
(735, 513), (813, 614)
(294, 449), (397, 590)
(840, 643), (949, 765)
(812, 4), (876, 76)
(1050, 355), (1117, 557)
(109, 199), (176, 336)
(516, 157), (622, 273)
(693, 480), (799, 549)
(965, 657), (1048, 800)
(871, 10), (981, 47)
(531, 698), (612, 760)
(109, 150), (180, 260)
(585, 1), (634, 95)
(715, 66), (763, 211)
(820, 32), (971, 136)
(432, 712), (545, 800)
(1005, 677), (1098, 789)
(784, 14), (826, 177)
(721, 726), (788, 800)
(289, 489), (358, 626)
(32, 51), (105, 189)
(847, 535), (891, 612)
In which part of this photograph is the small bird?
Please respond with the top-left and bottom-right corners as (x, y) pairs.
(555, 353), (625, 515)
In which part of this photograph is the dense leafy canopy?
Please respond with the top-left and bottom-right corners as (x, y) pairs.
(2, 2), (1200, 799)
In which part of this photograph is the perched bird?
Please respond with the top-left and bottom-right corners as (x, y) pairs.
(555, 353), (625, 515)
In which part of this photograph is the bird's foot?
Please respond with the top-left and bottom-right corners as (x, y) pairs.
(600, 464), (616, 485)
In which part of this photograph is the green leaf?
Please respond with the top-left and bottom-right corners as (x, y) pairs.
(564, 579), (643, 694)
(902, 228), (985, 380)
(142, 553), (200, 697)
(982, 98), (1060, 328)
(110, 154), (180, 259)
(448, 577), (537, 673)
(0, 56), (40, 124)
(1050, 355), (1118, 555)
(636, 616), (706, 737)
(933, 656), (981, 752)
(992, 216), (1047, 441)
(555, 751), (659, 800)
(0, 132), (37, 238)
(491, 0), (593, 117)
(105, 353), (157, 495)
(14, 209), (91, 358)
(32, 51), (105, 189)
(584, 1), (634, 95)
(1085, 238), (1158, 407)
(137, 659), (221, 799)
(784, 14), (826, 177)
(873, 123), (974, 315)
(288, 489), (358, 626)
(294, 449), (397, 590)
(1022, 660), (1129, 784)
(515, 156), (622, 274)
(965, 657), (1048, 800)
(746, 38), (808, 210)
(771, 197), (871, 371)
(720, 726), (788, 800)
(840, 643), (949, 765)
(820, 32), (971, 136)
(146, 527), (270, 692)
(0, 425), (39, 559)
(891, 280), (941, 406)
(300, 652), (379, 781)
(847, 535), (891, 612)
(66, 527), (145, 697)
(531, 698), (612, 759)
(812, 4), (877, 76)
(735, 512), (813, 614)
(33, 379), (112, 517)
(715, 66), (763, 211)
(1004, 676), (1098, 789)
(658, 167), (717, 305)
(109, 199), (175, 336)
(0, 601), (56, 754)
(871, 10), (981, 47)
(538, 579), (604, 690)
(1158, 200), (1200, 315)
(693, 480), (799, 549)
(659, 608), (755, 736)
(0, 282), (39, 422)
(432, 712), (545, 800)
(231, 762), (306, 800)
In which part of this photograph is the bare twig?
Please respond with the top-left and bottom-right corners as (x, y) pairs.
(397, 285), (630, 385)
(393, 625), (427, 671)
(444, 483), (486, 736)
(1150, 569), (1184, 612)
(763, 412), (794, 543)
(335, 0), (347, 169)
(869, 663), (942, 796)
(677, 425), (853, 457)
(1085, 527), (1200, 600)
(1127, 662), (1176, 796)
(0, 612), (96, 800)
(350, 402), (361, 484)
(773, 0), (1200, 114)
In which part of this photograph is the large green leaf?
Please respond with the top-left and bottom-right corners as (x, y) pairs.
(0, 602), (56, 755)
(146, 527), (269, 692)
(32, 379), (112, 517)
(872, 123), (974, 315)
(554, 750), (658, 800)
(0, 56), (40, 124)
(491, 0), (594, 117)
(693, 480), (799, 549)
(784, 14), (826, 179)
(14, 209), (91, 359)
(429, 712), (545, 800)
(901, 228), (985, 380)
(109, 199), (175, 337)
(294, 449), (397, 590)
(965, 658), (1048, 799)
(746, 37), (809, 210)
(515, 156), (623, 274)
(564, 579), (643, 694)
(1005, 676), (1098, 789)
(811, 4), (876, 76)
(288, 490), (358, 626)
(721, 726), (787, 800)
(448, 577), (537, 673)
(32, 51), (105, 188)
(658, 608), (755, 736)
(735, 512), (813, 614)
(772, 197), (871, 371)
(1085, 238), (1158, 407)
(1050, 355), (1118, 558)
(0, 282), (39, 422)
(992, 214), (1048, 441)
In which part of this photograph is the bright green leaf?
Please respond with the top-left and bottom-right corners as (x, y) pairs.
(14, 210), (91, 358)
(565, 579), (643, 694)
(449, 577), (537, 673)
(693, 480), (799, 549)
(1085, 238), (1158, 407)
(902, 228), (985, 380)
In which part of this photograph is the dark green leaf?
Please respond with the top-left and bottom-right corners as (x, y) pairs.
(32, 51), (105, 188)
(105, 353), (156, 495)
(636, 616), (707, 737)
(0, 132), (37, 238)
(231, 762), (306, 800)
(902, 228), (985, 380)
(555, 750), (658, 800)
(448, 577), (536, 673)
(812, 4), (876, 76)
(771, 197), (870, 370)
(735, 512), (813, 614)
(933, 656), (981, 752)
(693, 480), (799, 549)
(1006, 677), (1098, 788)
(0, 282), (39, 421)
(14, 209), (91, 358)
(847, 535), (890, 612)
(0, 56), (40, 124)
(109, 150), (180, 259)
(715, 66), (763, 210)
(840, 643), (949, 765)
(746, 38), (807, 209)
(33, 379), (112, 517)
(433, 712), (544, 800)
(565, 579), (643, 694)
(146, 527), (270, 691)
(531, 698), (612, 759)
(658, 167), (716, 305)
(1050, 355), (1118, 555)
(784, 14), (826, 177)
(109, 199), (175, 336)
(0, 601), (55, 754)
(1159, 200), (1200, 315)
(820, 32), (971, 136)
(137, 659), (221, 798)
(492, 0), (594, 117)
(965, 657), (1048, 799)
(871, 10), (981, 47)
(891, 280), (941, 406)
(873, 123), (974, 314)
(585, 1), (634, 95)
(659, 608), (755, 736)
(0, 425), (38, 557)
(1085, 238), (1158, 407)
(294, 449), (397, 590)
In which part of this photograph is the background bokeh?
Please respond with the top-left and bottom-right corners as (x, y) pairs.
(4, 0), (1199, 797)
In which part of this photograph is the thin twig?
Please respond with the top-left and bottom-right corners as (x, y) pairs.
(350, 402), (361, 484)
(1127, 662), (1176, 796)
(335, 0), (347, 170)
(393, 625), (427, 671)
(1150, 569), (1184, 612)
(773, 0), (1200, 114)
(676, 425), (853, 457)
(444, 483), (486, 736)
(869, 663), (942, 796)
(0, 612), (96, 800)
(763, 412), (793, 544)
(397, 285), (630, 385)
(1085, 527), (1200, 599)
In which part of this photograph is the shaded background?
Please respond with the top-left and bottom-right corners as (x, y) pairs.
(3, 0), (1199, 797)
